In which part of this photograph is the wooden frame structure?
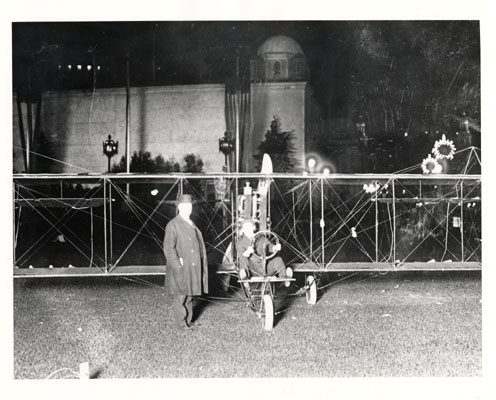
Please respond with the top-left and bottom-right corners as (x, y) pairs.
(13, 170), (481, 278)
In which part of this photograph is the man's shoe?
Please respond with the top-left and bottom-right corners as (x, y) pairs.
(182, 324), (196, 331)
(176, 322), (195, 330)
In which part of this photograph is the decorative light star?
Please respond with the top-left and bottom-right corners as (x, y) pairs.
(432, 134), (456, 160)
(363, 182), (380, 194)
(421, 154), (442, 174)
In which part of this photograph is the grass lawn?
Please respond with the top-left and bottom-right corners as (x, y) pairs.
(13, 271), (481, 379)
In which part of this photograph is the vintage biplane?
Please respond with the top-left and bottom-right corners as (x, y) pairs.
(13, 147), (481, 331)
(216, 154), (316, 330)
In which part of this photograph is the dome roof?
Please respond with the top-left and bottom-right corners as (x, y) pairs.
(257, 35), (304, 57)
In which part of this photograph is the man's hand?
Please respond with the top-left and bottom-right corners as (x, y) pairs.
(179, 257), (184, 266)
(242, 246), (254, 257)
(273, 243), (282, 252)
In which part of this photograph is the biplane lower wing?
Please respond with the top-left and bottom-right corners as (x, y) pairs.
(13, 168), (481, 278)
(291, 261), (481, 272)
(14, 265), (167, 278)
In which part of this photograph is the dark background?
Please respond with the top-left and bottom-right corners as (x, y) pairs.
(12, 21), (480, 125)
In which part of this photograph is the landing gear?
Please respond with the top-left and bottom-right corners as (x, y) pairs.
(306, 275), (317, 305)
(262, 294), (274, 331)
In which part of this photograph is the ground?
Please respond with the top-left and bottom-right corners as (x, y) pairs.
(13, 271), (481, 379)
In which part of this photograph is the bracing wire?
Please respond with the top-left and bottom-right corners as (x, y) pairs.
(13, 145), (97, 174)
(13, 173), (481, 275)
(14, 183), (106, 267)
(110, 180), (180, 269)
(88, 206), (94, 268)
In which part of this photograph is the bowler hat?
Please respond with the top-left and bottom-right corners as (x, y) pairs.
(177, 194), (193, 205)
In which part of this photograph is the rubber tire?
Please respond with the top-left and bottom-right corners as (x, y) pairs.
(262, 294), (274, 331)
(306, 275), (317, 305)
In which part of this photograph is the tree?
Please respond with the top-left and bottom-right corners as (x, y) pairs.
(349, 21), (480, 136)
(112, 150), (154, 173)
(182, 154), (204, 196)
(182, 153), (204, 173)
(155, 155), (180, 173)
(111, 151), (203, 205)
(254, 116), (296, 172)
(111, 151), (182, 173)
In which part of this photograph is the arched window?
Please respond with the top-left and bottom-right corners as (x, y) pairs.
(273, 61), (281, 76)
(295, 60), (302, 74)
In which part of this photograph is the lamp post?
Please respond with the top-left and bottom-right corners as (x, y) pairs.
(356, 115), (368, 147)
(219, 131), (234, 172)
(307, 157), (316, 173)
(459, 113), (472, 148)
(218, 131), (234, 233)
(103, 134), (118, 173)
(307, 157), (316, 260)
(356, 115), (369, 171)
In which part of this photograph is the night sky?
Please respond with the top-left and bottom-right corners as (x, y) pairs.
(12, 20), (480, 122)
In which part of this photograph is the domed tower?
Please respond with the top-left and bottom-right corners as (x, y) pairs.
(250, 35), (308, 82)
(245, 35), (314, 172)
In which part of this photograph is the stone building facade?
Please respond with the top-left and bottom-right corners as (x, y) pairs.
(13, 84), (227, 173)
(13, 35), (319, 174)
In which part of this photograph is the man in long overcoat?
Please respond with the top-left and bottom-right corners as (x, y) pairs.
(164, 194), (208, 329)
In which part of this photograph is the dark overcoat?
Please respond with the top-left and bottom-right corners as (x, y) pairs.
(163, 215), (208, 295)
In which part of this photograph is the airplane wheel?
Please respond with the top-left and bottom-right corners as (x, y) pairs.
(262, 294), (274, 331)
(306, 275), (317, 305)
